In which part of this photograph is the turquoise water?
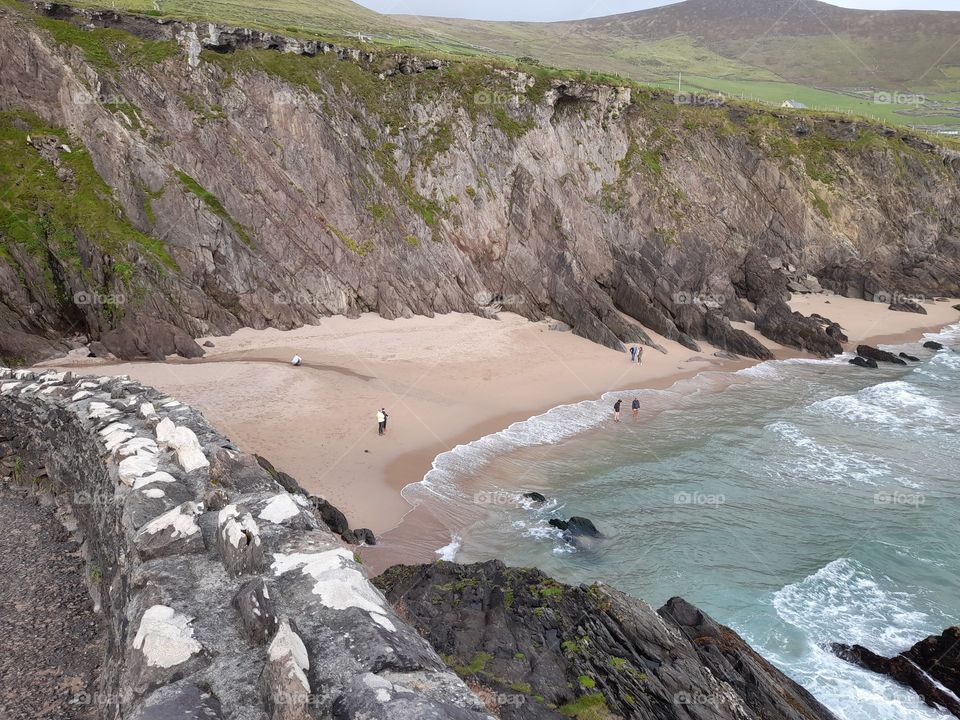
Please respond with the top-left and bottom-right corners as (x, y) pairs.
(403, 325), (960, 719)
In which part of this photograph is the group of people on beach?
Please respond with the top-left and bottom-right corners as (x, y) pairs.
(611, 345), (645, 422)
(290, 354), (391, 437)
(612, 397), (641, 423)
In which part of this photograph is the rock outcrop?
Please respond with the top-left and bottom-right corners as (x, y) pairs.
(832, 627), (960, 718)
(856, 344), (908, 365)
(0, 367), (490, 719)
(374, 559), (838, 720)
(2, 1), (959, 364)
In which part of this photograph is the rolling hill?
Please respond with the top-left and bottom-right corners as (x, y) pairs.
(35, 0), (960, 128)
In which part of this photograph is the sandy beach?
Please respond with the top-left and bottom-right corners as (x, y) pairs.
(40, 295), (960, 549)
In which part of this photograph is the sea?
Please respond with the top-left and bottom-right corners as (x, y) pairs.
(400, 323), (960, 720)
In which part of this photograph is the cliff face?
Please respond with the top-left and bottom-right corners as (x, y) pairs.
(1, 2), (959, 364)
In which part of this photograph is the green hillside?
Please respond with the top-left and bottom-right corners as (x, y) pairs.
(55, 0), (960, 131)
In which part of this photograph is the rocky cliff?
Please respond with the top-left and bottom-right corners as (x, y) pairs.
(374, 560), (838, 720)
(1, 1), (960, 365)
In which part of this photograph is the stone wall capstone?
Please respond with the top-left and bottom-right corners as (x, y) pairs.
(0, 366), (491, 720)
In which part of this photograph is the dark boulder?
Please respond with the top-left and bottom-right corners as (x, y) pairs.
(832, 628), (960, 717)
(888, 300), (927, 314)
(849, 356), (878, 369)
(898, 352), (920, 362)
(924, 341), (944, 350)
(755, 303), (843, 357)
(374, 560), (838, 720)
(548, 516), (599, 537)
(341, 528), (377, 546)
(857, 345), (907, 365)
(87, 341), (112, 358)
(307, 496), (350, 536)
(100, 314), (205, 361)
(704, 312), (775, 360)
(523, 492), (547, 503)
(566, 516), (600, 537)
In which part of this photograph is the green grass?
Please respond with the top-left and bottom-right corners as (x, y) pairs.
(445, 651), (494, 677)
(658, 75), (960, 130)
(33, 15), (177, 70)
(41, 0), (960, 131)
(175, 170), (253, 247)
(558, 693), (613, 720)
(0, 109), (174, 280)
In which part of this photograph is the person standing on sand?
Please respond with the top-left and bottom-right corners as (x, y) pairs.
(630, 346), (637, 363)
(631, 397), (640, 420)
(377, 409), (386, 436)
(381, 407), (389, 433)
(637, 346), (644, 365)
(613, 399), (622, 423)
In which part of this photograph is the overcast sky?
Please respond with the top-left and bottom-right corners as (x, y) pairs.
(357, 0), (959, 22)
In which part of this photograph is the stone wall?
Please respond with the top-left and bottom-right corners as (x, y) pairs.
(0, 366), (491, 719)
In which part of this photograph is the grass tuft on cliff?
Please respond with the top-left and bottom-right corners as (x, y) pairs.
(175, 171), (253, 248)
(33, 14), (177, 70)
(0, 110), (175, 276)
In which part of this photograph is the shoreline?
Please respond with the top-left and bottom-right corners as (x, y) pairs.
(362, 307), (960, 574)
(37, 296), (960, 570)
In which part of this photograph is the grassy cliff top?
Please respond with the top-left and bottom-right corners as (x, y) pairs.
(41, 0), (960, 133)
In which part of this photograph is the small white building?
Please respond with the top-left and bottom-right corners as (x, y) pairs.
(781, 100), (808, 109)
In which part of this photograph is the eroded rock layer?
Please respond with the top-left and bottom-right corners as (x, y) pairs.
(374, 559), (838, 720)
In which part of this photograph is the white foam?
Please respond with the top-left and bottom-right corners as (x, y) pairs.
(770, 558), (948, 720)
(774, 558), (931, 653)
(809, 380), (955, 434)
(766, 422), (896, 487)
(435, 535), (461, 561)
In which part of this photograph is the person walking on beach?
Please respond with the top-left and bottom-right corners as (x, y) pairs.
(377, 408), (386, 435)
(637, 346), (644, 365)
(613, 399), (622, 423)
(631, 397), (640, 420)
(630, 346), (637, 363)
(381, 407), (389, 433)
